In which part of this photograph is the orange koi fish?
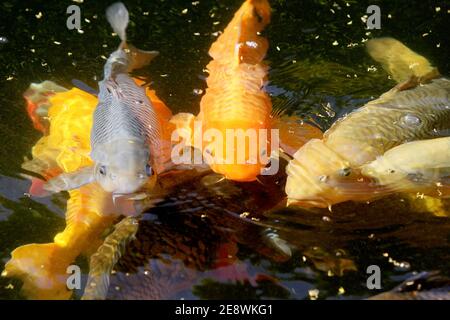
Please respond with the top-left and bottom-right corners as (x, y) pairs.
(196, 0), (321, 182)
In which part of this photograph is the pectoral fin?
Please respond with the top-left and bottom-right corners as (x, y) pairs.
(44, 166), (94, 193)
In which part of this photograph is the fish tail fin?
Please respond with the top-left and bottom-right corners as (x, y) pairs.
(3, 243), (73, 299)
(106, 2), (129, 43)
(366, 37), (440, 83)
(106, 2), (158, 70)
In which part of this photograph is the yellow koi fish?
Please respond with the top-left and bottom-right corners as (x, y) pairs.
(286, 38), (450, 208)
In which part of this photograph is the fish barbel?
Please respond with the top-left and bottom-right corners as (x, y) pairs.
(361, 136), (450, 197)
(45, 2), (164, 195)
(286, 37), (450, 208)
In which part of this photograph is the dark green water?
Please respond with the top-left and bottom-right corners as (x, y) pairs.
(0, 0), (449, 299)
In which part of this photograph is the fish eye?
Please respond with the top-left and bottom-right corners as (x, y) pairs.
(145, 164), (153, 177)
(339, 167), (352, 177)
(99, 165), (107, 175)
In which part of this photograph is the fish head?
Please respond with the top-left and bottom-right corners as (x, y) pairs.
(93, 140), (155, 194)
(285, 139), (377, 208)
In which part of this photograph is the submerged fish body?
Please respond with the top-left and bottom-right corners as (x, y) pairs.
(369, 272), (450, 300)
(286, 38), (450, 207)
(45, 2), (164, 195)
(362, 136), (450, 196)
(4, 183), (118, 299)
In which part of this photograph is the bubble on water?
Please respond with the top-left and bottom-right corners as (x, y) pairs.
(395, 261), (411, 271)
(240, 212), (250, 218)
(193, 88), (203, 95)
(308, 289), (319, 300)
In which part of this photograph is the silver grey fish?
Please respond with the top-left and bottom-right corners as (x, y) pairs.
(45, 2), (164, 195)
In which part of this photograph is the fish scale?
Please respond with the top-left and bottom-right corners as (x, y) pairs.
(325, 78), (450, 165)
(91, 74), (161, 158)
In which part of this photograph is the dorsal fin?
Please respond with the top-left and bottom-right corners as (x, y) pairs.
(366, 37), (440, 83)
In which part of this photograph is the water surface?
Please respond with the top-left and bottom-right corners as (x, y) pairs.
(0, 0), (449, 299)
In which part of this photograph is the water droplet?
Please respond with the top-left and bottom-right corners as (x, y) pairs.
(308, 289), (320, 300)
(193, 88), (203, 95)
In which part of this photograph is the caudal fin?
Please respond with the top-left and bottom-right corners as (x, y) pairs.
(366, 37), (440, 83)
(106, 2), (129, 42)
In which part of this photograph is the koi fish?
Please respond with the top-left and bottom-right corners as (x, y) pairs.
(196, 0), (321, 182)
(5, 58), (177, 299)
(3, 183), (118, 299)
(286, 37), (450, 208)
(361, 137), (450, 197)
(44, 2), (170, 195)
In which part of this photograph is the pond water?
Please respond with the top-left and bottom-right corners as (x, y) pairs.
(0, 0), (449, 299)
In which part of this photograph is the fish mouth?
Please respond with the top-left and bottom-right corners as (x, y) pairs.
(112, 192), (148, 204)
